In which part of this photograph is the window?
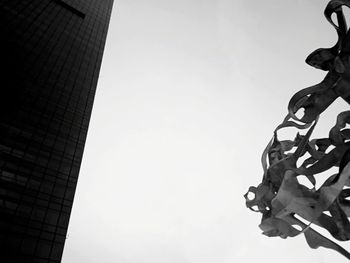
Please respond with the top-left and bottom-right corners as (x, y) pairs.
(51, 0), (85, 19)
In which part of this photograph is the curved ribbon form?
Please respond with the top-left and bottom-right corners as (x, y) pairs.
(245, 1), (350, 259)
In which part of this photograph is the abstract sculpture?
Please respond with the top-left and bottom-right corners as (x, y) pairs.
(244, 0), (350, 259)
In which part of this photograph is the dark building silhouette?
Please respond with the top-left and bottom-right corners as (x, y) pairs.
(0, 1), (114, 262)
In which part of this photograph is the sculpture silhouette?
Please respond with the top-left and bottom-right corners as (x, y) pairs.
(245, 0), (350, 259)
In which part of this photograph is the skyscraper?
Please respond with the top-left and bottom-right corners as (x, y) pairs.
(0, 1), (114, 262)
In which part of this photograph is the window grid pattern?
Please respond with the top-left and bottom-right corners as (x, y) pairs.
(0, 0), (113, 262)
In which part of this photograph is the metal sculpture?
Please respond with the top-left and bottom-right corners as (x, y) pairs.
(244, 0), (350, 259)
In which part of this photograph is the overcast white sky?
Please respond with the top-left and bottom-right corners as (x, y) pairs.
(62, 0), (350, 262)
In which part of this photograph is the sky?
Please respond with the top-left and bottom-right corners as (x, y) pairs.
(62, 0), (350, 262)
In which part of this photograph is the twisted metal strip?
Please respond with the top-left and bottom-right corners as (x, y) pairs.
(245, 0), (350, 259)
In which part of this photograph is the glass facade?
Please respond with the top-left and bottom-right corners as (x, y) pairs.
(0, 0), (113, 262)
